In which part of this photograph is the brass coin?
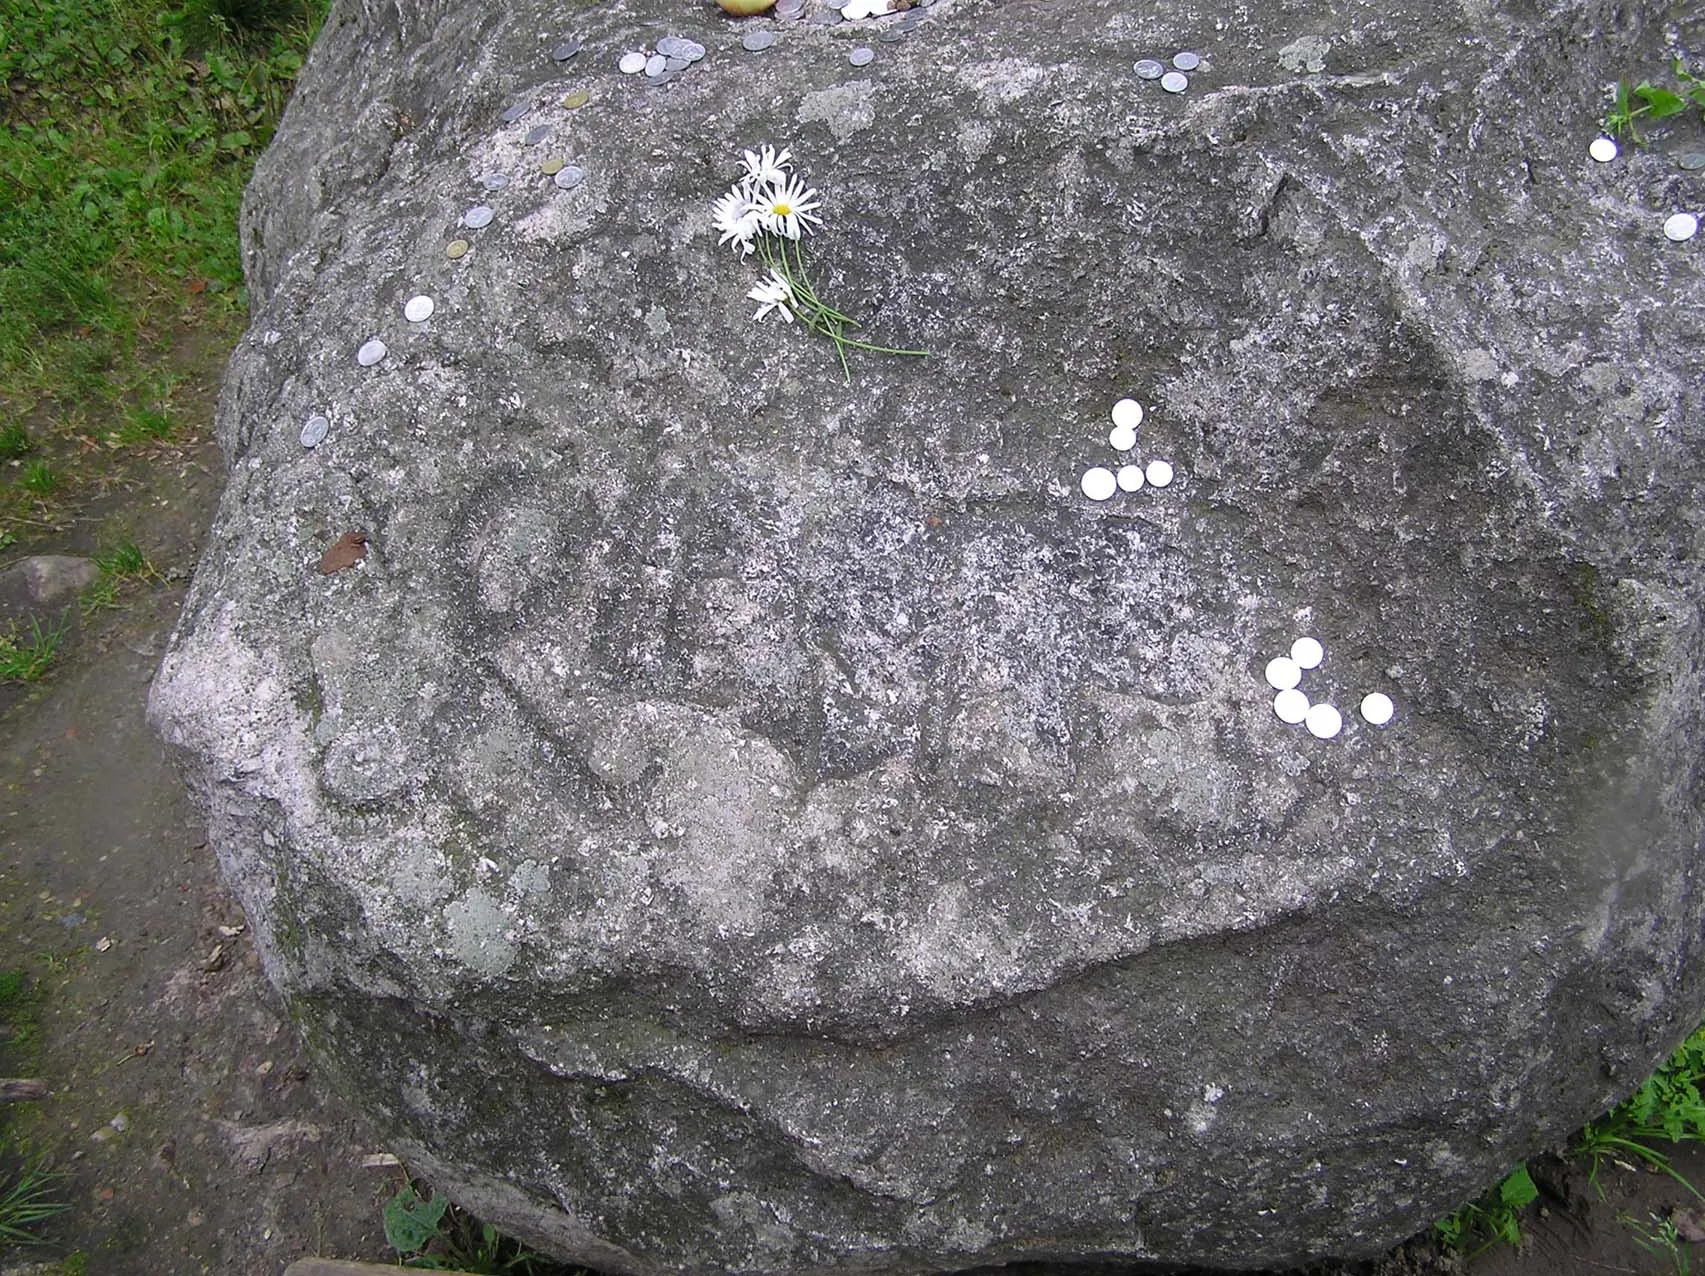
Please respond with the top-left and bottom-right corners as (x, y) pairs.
(560, 89), (589, 110)
(446, 239), (470, 259)
(540, 156), (565, 175)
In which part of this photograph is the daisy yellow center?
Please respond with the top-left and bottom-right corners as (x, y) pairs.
(773, 201), (792, 215)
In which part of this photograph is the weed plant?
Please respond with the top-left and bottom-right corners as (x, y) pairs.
(1578, 1022), (1705, 1199)
(0, 616), (68, 682)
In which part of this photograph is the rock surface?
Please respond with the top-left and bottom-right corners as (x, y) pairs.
(150, 0), (1705, 1270)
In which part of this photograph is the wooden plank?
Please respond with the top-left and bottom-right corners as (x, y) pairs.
(0, 1078), (49, 1101)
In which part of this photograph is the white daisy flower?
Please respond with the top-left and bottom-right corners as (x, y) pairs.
(712, 186), (762, 254)
(756, 174), (822, 239)
(740, 144), (793, 188)
(747, 269), (796, 323)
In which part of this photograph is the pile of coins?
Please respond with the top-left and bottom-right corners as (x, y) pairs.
(1134, 49), (1203, 95)
(1080, 397), (1177, 501)
(618, 35), (708, 84)
(1262, 636), (1395, 740)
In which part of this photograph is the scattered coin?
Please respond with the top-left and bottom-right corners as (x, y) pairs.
(1116, 464), (1144, 492)
(664, 55), (689, 71)
(403, 294), (434, 322)
(1109, 424), (1136, 451)
(656, 36), (688, 56)
(1264, 656), (1302, 691)
(1290, 636), (1323, 669)
(824, 0), (846, 8)
(356, 338), (387, 366)
(645, 53), (668, 76)
(479, 173), (509, 191)
(299, 415), (329, 448)
(1681, 153), (1705, 171)
(1080, 467), (1117, 501)
(1144, 459), (1175, 487)
(1664, 211), (1699, 242)
(525, 123), (550, 144)
(551, 39), (582, 62)
(540, 156), (565, 175)
(1359, 692), (1395, 726)
(619, 51), (648, 73)
(1305, 703), (1343, 740)
(849, 46), (875, 66)
(500, 101), (530, 123)
(680, 39), (707, 61)
(1273, 688), (1310, 725)
(776, 0), (804, 14)
(1111, 397), (1144, 430)
(560, 88), (589, 109)
(553, 165), (585, 190)
(877, 27), (906, 42)
(742, 29), (776, 50)
(1588, 136), (1618, 163)
(446, 239), (469, 259)
(1134, 58), (1165, 79)
(463, 205), (494, 229)
(1161, 70), (1189, 93)
(649, 69), (678, 85)
(1172, 50), (1200, 71)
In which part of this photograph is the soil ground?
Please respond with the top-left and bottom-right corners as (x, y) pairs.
(1, 340), (1703, 1276)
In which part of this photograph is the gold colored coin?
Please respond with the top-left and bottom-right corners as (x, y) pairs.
(540, 156), (565, 175)
(560, 89), (589, 110)
(446, 239), (469, 259)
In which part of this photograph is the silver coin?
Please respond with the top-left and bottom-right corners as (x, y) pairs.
(648, 68), (678, 84)
(403, 294), (434, 323)
(525, 123), (550, 144)
(811, 7), (842, 22)
(849, 45), (874, 66)
(551, 39), (582, 61)
(356, 338), (387, 367)
(742, 29), (776, 50)
(299, 414), (330, 448)
(776, 0), (803, 13)
(680, 39), (706, 61)
(1081, 467), (1117, 502)
(478, 173), (509, 191)
(877, 27), (906, 42)
(618, 51), (648, 73)
(664, 54), (689, 71)
(645, 53), (667, 76)
(500, 101), (530, 123)
(1172, 50), (1200, 71)
(553, 165), (585, 190)
(1134, 58), (1164, 79)
(655, 36), (686, 56)
(824, 0), (847, 8)
(462, 205), (494, 229)
(1663, 212), (1699, 242)
(1359, 693), (1395, 726)
(1305, 703), (1343, 740)
(1160, 70), (1188, 93)
(1681, 153), (1705, 171)
(1588, 136), (1618, 163)
(897, 9), (924, 27)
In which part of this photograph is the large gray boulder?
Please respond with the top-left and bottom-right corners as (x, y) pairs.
(150, 0), (1705, 1269)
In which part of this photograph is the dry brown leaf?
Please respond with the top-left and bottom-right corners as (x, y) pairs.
(317, 530), (368, 575)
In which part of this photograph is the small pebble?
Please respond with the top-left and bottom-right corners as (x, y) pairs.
(1081, 467), (1117, 501)
(1273, 688), (1310, 725)
(1116, 464), (1144, 492)
(1290, 636), (1323, 669)
(1144, 459), (1174, 488)
(1359, 692), (1395, 726)
(1588, 136), (1618, 163)
(1304, 703), (1343, 740)
(1264, 656), (1302, 691)
(1664, 212), (1699, 242)
(1109, 424), (1137, 451)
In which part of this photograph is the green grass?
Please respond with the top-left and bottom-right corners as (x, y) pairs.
(0, 0), (325, 537)
(0, 615), (68, 682)
(1577, 1022), (1705, 1200)
(1433, 1163), (1539, 1257)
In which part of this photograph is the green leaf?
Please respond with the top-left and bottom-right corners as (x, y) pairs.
(1499, 1164), (1539, 1209)
(383, 1186), (449, 1255)
(1633, 83), (1689, 120)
